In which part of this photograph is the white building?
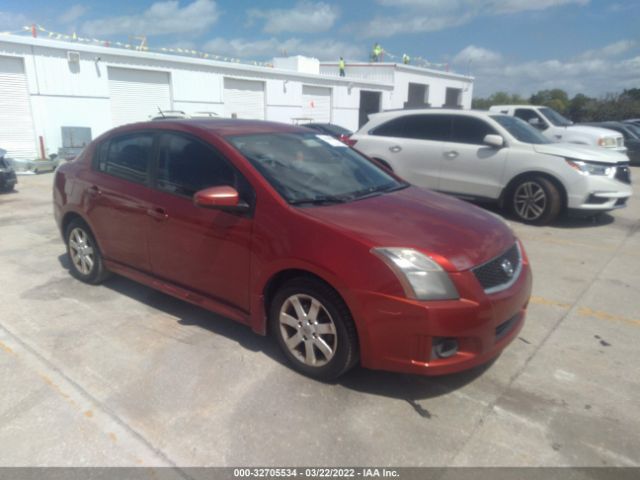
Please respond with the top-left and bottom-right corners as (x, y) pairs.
(0, 35), (473, 161)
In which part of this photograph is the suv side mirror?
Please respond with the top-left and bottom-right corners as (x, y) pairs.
(483, 134), (504, 148)
(194, 186), (250, 212)
(528, 118), (545, 130)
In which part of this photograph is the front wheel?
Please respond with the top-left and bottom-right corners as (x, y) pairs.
(509, 176), (561, 225)
(270, 277), (359, 380)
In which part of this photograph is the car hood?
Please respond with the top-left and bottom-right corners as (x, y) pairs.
(300, 186), (516, 272)
(565, 125), (623, 139)
(533, 143), (628, 163)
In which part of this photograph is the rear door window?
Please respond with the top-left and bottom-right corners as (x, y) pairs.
(372, 114), (452, 141)
(98, 133), (154, 184)
(452, 116), (498, 145)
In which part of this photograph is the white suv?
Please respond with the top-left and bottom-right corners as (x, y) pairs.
(351, 109), (632, 225)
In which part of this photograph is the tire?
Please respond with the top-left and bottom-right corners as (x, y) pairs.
(509, 176), (561, 225)
(269, 277), (359, 380)
(65, 219), (110, 284)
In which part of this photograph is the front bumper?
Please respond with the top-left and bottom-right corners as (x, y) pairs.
(350, 256), (532, 376)
(566, 172), (632, 212)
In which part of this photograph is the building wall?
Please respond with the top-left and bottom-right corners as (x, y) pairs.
(3, 37), (474, 158)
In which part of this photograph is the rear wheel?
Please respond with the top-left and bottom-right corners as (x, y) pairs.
(65, 219), (110, 284)
(270, 277), (358, 380)
(509, 176), (561, 225)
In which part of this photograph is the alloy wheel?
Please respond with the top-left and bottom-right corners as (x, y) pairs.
(513, 181), (547, 221)
(278, 294), (338, 367)
(68, 227), (95, 275)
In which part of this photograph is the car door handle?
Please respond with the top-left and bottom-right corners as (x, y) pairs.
(389, 145), (402, 153)
(87, 185), (102, 197)
(444, 150), (459, 159)
(147, 207), (168, 221)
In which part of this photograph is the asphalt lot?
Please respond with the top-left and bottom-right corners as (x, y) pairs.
(0, 171), (639, 467)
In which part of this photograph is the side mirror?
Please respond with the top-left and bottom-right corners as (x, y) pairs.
(528, 118), (545, 130)
(483, 134), (504, 148)
(194, 186), (250, 212)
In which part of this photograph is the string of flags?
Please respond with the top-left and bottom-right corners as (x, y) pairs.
(2, 24), (273, 68)
(383, 49), (450, 71)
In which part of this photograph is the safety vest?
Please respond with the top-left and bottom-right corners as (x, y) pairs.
(339, 59), (345, 69)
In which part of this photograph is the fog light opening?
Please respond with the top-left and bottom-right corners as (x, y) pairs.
(432, 337), (459, 359)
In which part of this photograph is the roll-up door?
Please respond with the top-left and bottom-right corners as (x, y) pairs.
(224, 78), (265, 120)
(302, 86), (331, 123)
(0, 56), (37, 160)
(108, 67), (171, 126)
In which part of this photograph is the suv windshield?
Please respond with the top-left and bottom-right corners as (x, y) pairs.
(539, 107), (572, 127)
(491, 115), (552, 144)
(228, 132), (406, 205)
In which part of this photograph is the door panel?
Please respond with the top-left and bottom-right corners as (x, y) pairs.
(147, 132), (253, 311)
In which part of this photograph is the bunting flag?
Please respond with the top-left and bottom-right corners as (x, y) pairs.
(383, 49), (450, 71)
(10, 24), (273, 68)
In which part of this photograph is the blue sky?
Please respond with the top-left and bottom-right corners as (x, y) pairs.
(1, 0), (638, 97)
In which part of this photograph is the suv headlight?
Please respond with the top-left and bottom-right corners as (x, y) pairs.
(565, 159), (615, 177)
(372, 248), (459, 301)
(597, 137), (618, 148)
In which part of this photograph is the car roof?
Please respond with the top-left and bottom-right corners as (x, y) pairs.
(108, 118), (306, 138)
(370, 108), (503, 121)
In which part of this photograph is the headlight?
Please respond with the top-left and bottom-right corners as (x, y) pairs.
(371, 248), (459, 301)
(598, 137), (618, 148)
(565, 159), (615, 177)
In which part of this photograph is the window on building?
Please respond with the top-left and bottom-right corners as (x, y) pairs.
(99, 133), (154, 184)
(444, 88), (462, 107)
(405, 83), (430, 108)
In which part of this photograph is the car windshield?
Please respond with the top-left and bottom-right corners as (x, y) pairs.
(491, 115), (552, 144)
(539, 107), (572, 127)
(228, 132), (406, 205)
(624, 123), (640, 139)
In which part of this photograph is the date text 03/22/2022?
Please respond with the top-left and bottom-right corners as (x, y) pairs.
(233, 468), (400, 478)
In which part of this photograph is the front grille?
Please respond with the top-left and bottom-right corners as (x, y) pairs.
(615, 197), (628, 207)
(472, 243), (521, 293)
(615, 164), (631, 184)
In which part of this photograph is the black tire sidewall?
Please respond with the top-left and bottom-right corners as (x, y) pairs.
(269, 278), (357, 381)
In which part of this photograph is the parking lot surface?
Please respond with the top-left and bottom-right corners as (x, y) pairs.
(1, 172), (639, 467)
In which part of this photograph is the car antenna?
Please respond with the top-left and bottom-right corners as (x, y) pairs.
(157, 106), (165, 118)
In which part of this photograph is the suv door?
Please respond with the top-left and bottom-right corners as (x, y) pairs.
(437, 115), (509, 200)
(146, 132), (254, 312)
(365, 114), (452, 189)
(88, 132), (155, 272)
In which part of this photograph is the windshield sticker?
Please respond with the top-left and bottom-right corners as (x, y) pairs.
(316, 134), (348, 148)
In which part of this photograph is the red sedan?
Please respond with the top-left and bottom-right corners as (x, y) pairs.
(53, 119), (532, 380)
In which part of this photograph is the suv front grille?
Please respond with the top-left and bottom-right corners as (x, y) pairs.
(615, 164), (631, 184)
(472, 243), (522, 294)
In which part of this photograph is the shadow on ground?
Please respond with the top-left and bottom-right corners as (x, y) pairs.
(57, 253), (490, 403)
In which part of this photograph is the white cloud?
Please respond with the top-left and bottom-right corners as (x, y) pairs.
(203, 37), (363, 61)
(0, 11), (30, 31)
(248, 1), (338, 34)
(81, 0), (219, 36)
(451, 42), (640, 97)
(362, 0), (589, 37)
(58, 4), (88, 24)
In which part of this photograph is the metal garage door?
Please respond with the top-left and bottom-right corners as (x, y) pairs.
(108, 67), (171, 127)
(302, 86), (331, 123)
(224, 78), (265, 120)
(0, 56), (37, 160)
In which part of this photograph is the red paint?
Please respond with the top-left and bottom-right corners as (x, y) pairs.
(53, 119), (532, 376)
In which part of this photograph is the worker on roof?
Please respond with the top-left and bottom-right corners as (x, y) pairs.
(339, 57), (345, 77)
(372, 43), (383, 62)
(403, 53), (410, 65)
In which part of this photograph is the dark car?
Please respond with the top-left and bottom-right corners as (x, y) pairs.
(0, 149), (17, 192)
(582, 121), (640, 165)
(303, 123), (354, 144)
(53, 119), (531, 380)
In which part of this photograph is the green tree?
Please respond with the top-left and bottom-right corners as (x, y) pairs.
(529, 89), (569, 113)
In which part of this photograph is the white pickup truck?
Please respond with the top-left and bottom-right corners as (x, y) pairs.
(489, 105), (627, 154)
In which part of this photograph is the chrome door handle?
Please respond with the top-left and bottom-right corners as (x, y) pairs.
(147, 207), (168, 221)
(389, 145), (402, 153)
(444, 150), (459, 159)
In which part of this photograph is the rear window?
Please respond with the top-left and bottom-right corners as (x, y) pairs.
(98, 133), (154, 184)
(371, 114), (452, 142)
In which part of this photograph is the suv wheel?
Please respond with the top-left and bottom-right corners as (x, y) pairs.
(65, 219), (110, 284)
(510, 176), (561, 225)
(270, 277), (358, 380)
